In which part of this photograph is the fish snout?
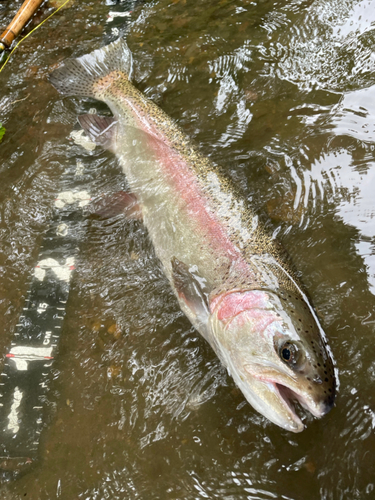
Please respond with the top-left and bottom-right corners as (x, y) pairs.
(304, 385), (335, 418)
(318, 390), (336, 416)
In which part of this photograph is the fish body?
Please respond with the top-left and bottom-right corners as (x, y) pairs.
(49, 39), (336, 432)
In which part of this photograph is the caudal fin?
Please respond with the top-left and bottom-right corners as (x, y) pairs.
(49, 38), (132, 98)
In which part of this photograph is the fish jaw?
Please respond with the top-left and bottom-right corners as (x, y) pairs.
(244, 362), (332, 422)
(215, 347), (306, 432)
(209, 289), (336, 432)
(234, 365), (305, 432)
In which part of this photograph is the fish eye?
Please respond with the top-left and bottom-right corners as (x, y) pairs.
(279, 341), (301, 366)
(282, 346), (292, 360)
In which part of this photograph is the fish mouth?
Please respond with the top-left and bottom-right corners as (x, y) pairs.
(275, 380), (330, 419)
(272, 382), (305, 432)
(244, 364), (330, 432)
(274, 383), (305, 430)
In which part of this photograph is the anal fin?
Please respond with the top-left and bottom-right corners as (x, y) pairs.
(171, 257), (209, 321)
(78, 114), (117, 151)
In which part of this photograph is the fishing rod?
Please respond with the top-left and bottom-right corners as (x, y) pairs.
(0, 0), (45, 52)
(0, 0), (72, 71)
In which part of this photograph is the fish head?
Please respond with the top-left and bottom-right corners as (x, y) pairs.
(209, 288), (336, 432)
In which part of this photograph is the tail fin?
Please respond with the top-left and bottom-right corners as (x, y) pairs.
(49, 38), (132, 98)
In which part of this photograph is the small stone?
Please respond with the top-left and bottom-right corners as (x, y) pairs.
(304, 461), (316, 474)
(108, 365), (122, 379)
(107, 323), (121, 339)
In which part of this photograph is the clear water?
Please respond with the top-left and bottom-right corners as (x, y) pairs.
(0, 0), (375, 498)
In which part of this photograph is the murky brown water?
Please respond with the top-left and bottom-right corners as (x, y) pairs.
(1, 0), (375, 498)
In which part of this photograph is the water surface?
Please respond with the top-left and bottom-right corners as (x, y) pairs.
(0, 0), (375, 498)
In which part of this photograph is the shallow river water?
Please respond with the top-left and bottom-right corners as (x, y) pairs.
(0, 0), (375, 498)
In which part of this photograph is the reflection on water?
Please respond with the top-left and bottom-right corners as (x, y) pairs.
(258, 0), (375, 92)
(0, 0), (375, 497)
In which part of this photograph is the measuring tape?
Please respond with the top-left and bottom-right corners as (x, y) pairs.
(0, 0), (135, 472)
(0, 185), (90, 462)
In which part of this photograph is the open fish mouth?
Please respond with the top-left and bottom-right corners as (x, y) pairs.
(244, 364), (330, 432)
(274, 383), (304, 429)
(274, 380), (330, 419)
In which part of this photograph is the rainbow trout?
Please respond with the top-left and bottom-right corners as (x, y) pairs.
(49, 39), (336, 432)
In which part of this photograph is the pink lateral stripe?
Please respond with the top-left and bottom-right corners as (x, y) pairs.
(124, 96), (245, 262)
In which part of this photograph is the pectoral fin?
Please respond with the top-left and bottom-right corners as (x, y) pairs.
(78, 114), (117, 151)
(171, 257), (209, 320)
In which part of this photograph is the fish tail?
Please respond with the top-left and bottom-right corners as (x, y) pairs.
(49, 38), (132, 98)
